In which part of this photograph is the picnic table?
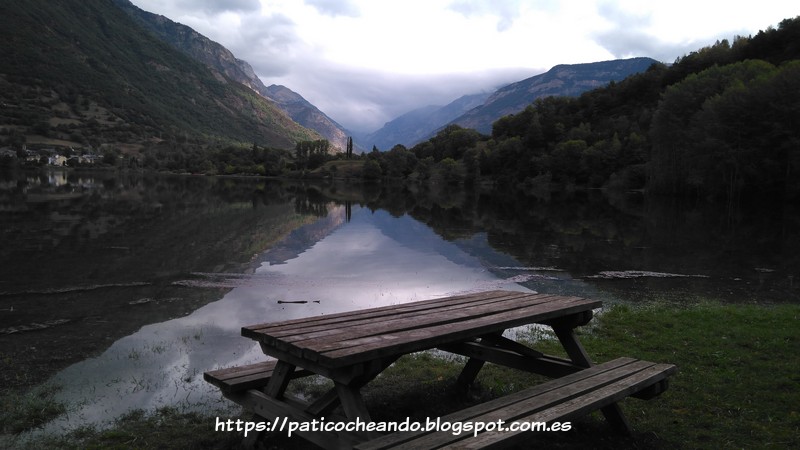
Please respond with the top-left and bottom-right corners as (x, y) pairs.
(205, 290), (676, 449)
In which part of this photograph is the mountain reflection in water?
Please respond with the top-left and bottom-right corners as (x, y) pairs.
(42, 203), (538, 431)
(1, 170), (796, 434)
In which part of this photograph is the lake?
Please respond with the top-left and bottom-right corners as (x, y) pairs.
(0, 169), (797, 433)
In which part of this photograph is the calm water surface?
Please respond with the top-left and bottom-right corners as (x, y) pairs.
(0, 169), (797, 433)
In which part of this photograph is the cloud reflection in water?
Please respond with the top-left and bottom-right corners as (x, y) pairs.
(43, 205), (531, 431)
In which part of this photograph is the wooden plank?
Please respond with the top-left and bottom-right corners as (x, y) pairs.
(269, 293), (555, 344)
(311, 297), (600, 367)
(384, 360), (658, 450)
(439, 342), (584, 378)
(244, 294), (598, 365)
(280, 294), (561, 350)
(480, 334), (544, 359)
(254, 342), (387, 385)
(245, 295), (597, 365)
(354, 357), (638, 450)
(205, 360), (278, 383)
(264, 291), (541, 340)
(248, 298), (545, 349)
(541, 310), (594, 329)
(445, 363), (678, 449)
(245, 290), (524, 335)
(302, 296), (587, 357)
(204, 360), (311, 394)
(381, 361), (675, 450)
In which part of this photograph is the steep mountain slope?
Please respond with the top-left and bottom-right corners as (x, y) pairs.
(262, 85), (350, 151)
(366, 93), (490, 149)
(0, 0), (319, 151)
(454, 57), (659, 133)
(114, 0), (350, 151)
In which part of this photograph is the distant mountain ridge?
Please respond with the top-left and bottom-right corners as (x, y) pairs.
(365, 93), (490, 149)
(364, 57), (658, 149)
(454, 57), (659, 133)
(113, 0), (350, 151)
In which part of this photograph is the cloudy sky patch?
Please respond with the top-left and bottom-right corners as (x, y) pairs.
(130, 0), (797, 133)
(172, 0), (261, 14)
(305, 0), (360, 17)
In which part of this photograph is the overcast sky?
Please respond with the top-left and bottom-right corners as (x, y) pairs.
(129, 0), (797, 133)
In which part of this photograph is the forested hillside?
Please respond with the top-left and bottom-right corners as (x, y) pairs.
(453, 57), (658, 134)
(363, 17), (799, 202)
(112, 0), (351, 152)
(0, 0), (320, 163)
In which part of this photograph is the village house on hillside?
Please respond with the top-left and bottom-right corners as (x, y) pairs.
(1, 145), (105, 167)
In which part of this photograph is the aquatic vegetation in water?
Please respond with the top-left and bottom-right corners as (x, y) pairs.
(586, 270), (711, 279)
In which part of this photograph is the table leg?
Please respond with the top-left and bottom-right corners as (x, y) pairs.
(335, 382), (373, 422)
(456, 357), (486, 390)
(553, 325), (633, 435)
(264, 360), (295, 399)
(552, 327), (592, 369)
(310, 356), (399, 423)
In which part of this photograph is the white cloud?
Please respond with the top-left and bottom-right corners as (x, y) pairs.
(448, 0), (525, 31)
(269, 65), (533, 132)
(304, 0), (360, 17)
(128, 0), (798, 132)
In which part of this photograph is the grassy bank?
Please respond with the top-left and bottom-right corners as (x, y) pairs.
(4, 301), (798, 449)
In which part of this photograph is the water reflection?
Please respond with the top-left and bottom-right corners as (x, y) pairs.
(44, 203), (534, 431)
(1, 170), (796, 435)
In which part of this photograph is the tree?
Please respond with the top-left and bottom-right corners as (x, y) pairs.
(295, 139), (331, 170)
(362, 159), (382, 180)
(650, 60), (780, 198)
(383, 145), (417, 178)
(438, 158), (462, 185)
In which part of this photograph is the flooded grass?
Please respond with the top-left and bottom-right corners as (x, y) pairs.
(4, 300), (798, 449)
(0, 384), (66, 435)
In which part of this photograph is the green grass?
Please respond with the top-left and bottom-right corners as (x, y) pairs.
(576, 302), (800, 448)
(0, 384), (66, 435)
(6, 301), (798, 449)
(13, 408), (243, 450)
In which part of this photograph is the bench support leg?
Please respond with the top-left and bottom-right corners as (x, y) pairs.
(241, 413), (266, 449)
(553, 327), (593, 368)
(602, 403), (633, 435)
(553, 326), (633, 435)
(264, 360), (295, 399)
(456, 357), (485, 390)
(335, 382), (372, 421)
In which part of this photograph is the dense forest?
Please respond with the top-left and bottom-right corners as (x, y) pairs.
(361, 17), (800, 201)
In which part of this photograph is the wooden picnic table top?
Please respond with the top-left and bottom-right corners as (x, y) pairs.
(242, 290), (602, 369)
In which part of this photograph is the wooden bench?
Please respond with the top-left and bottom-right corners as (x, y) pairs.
(204, 360), (310, 395)
(355, 357), (676, 450)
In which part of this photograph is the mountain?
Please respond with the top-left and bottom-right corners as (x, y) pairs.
(365, 93), (490, 150)
(113, 0), (350, 151)
(262, 85), (350, 152)
(453, 57), (659, 134)
(0, 0), (319, 153)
